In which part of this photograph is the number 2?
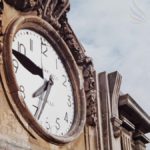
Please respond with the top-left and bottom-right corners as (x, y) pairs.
(62, 75), (67, 87)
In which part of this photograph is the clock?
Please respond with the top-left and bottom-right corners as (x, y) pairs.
(1, 16), (86, 144)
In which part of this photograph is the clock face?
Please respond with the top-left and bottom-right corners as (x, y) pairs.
(12, 29), (75, 136)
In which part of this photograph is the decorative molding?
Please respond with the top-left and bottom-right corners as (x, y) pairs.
(120, 116), (135, 131)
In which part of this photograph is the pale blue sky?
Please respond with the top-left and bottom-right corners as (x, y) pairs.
(69, 0), (150, 148)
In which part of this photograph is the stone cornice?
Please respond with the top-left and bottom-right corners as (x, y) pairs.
(133, 132), (150, 144)
(120, 116), (135, 131)
(119, 94), (150, 133)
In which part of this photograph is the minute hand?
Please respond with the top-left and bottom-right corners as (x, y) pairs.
(36, 76), (54, 120)
(12, 50), (43, 79)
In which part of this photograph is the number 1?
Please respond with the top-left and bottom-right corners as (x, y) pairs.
(30, 39), (33, 51)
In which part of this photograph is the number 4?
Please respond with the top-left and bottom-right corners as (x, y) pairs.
(64, 112), (68, 123)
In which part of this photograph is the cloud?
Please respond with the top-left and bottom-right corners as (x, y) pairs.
(69, 0), (150, 113)
(69, 0), (150, 147)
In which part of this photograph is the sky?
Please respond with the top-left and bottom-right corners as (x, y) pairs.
(68, 0), (150, 148)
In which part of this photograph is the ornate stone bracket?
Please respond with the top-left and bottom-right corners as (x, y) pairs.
(4, 0), (97, 126)
(111, 117), (122, 138)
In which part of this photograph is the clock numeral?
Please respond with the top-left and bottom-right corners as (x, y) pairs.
(55, 117), (60, 130)
(32, 105), (38, 116)
(13, 59), (19, 73)
(45, 118), (51, 130)
(19, 85), (25, 99)
(67, 95), (72, 107)
(48, 101), (54, 106)
(56, 58), (60, 70)
(41, 38), (48, 57)
(18, 42), (26, 55)
(30, 39), (33, 51)
(62, 75), (67, 87)
(64, 112), (69, 123)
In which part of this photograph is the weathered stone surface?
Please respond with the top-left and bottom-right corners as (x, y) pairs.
(0, 80), (93, 149)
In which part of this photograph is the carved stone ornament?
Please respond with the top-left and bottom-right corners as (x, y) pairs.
(3, 0), (97, 127)
(59, 15), (97, 126)
(111, 117), (122, 138)
(4, 0), (38, 11)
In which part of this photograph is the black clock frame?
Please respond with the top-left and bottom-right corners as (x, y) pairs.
(1, 15), (86, 144)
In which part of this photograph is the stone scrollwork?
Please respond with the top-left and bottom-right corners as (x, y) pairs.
(0, 0), (3, 13)
(4, 0), (38, 11)
(4, 0), (97, 127)
(0, 0), (3, 35)
(38, 0), (70, 29)
(5, 0), (70, 29)
(59, 15), (85, 64)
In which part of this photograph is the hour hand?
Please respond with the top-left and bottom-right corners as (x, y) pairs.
(12, 50), (43, 79)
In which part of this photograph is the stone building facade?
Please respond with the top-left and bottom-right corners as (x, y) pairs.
(0, 0), (149, 150)
(98, 72), (150, 150)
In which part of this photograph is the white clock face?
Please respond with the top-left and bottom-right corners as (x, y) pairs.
(12, 29), (75, 136)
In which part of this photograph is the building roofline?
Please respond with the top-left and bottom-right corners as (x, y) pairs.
(119, 94), (150, 133)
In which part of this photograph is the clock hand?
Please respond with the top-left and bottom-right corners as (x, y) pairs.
(32, 80), (48, 98)
(34, 75), (54, 120)
(12, 50), (43, 79)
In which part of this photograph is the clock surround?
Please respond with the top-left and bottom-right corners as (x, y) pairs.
(1, 15), (86, 144)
